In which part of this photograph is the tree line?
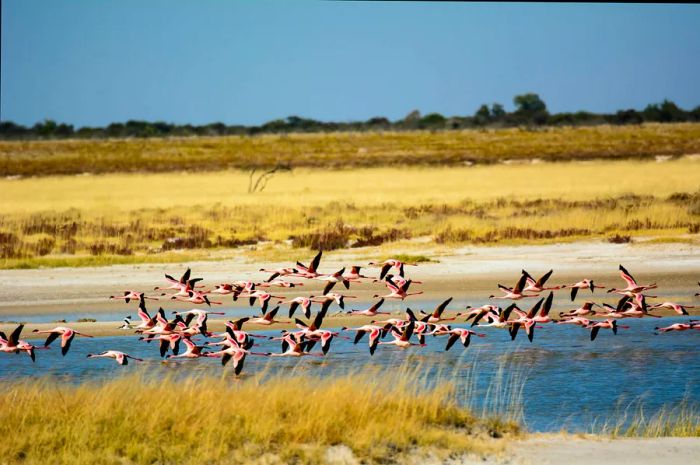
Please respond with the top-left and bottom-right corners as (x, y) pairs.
(1, 93), (699, 140)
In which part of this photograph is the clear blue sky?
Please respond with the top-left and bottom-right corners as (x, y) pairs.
(2, 1), (700, 127)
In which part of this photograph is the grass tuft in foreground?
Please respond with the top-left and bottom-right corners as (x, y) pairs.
(596, 398), (700, 438)
(0, 366), (519, 465)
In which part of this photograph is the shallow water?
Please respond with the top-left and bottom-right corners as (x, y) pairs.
(1, 311), (698, 432)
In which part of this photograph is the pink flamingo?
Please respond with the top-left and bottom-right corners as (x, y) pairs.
(607, 265), (657, 295)
(87, 350), (143, 365)
(31, 326), (93, 356)
(347, 298), (389, 317)
(373, 278), (422, 300)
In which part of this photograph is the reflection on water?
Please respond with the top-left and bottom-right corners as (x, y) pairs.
(0, 315), (698, 432)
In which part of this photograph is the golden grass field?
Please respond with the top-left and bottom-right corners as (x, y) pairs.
(0, 367), (520, 465)
(1, 157), (699, 268)
(2, 123), (700, 176)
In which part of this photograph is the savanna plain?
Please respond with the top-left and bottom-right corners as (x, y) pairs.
(1, 124), (699, 464)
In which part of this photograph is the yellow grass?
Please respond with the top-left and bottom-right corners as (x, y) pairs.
(2, 123), (700, 176)
(596, 399), (700, 438)
(2, 159), (699, 213)
(0, 367), (519, 464)
(0, 158), (698, 268)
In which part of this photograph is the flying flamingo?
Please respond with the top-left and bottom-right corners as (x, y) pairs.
(432, 327), (486, 351)
(87, 350), (143, 365)
(648, 302), (695, 316)
(373, 278), (423, 300)
(31, 326), (93, 356)
(559, 302), (597, 318)
(171, 290), (221, 306)
(654, 322), (700, 334)
(166, 338), (209, 359)
(368, 258), (417, 280)
(259, 266), (299, 281)
(347, 298), (389, 317)
(587, 319), (629, 341)
(419, 297), (462, 323)
(377, 320), (423, 349)
(342, 323), (392, 355)
(294, 250), (324, 279)
(283, 296), (313, 319)
(343, 266), (372, 283)
(522, 269), (562, 293)
(489, 273), (538, 300)
(562, 279), (605, 301)
(248, 306), (289, 326)
(315, 267), (351, 295)
(110, 291), (157, 303)
(607, 265), (657, 295)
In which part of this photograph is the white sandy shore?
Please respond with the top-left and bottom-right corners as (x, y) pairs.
(468, 436), (700, 465)
(0, 240), (697, 316)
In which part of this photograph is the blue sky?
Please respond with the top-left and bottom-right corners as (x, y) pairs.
(2, 1), (700, 127)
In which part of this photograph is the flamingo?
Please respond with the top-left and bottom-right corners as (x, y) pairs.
(562, 279), (605, 301)
(31, 326), (93, 356)
(0, 325), (44, 361)
(294, 250), (324, 279)
(489, 273), (538, 300)
(522, 269), (562, 293)
(347, 298), (389, 317)
(559, 302), (597, 318)
(248, 306), (289, 326)
(259, 266), (299, 281)
(267, 335), (323, 357)
(255, 280), (300, 289)
(342, 266), (372, 282)
(341, 324), (391, 355)
(587, 319), (629, 341)
(310, 292), (357, 310)
(377, 320), (423, 349)
(171, 290), (221, 306)
(556, 316), (592, 327)
(648, 302), (694, 316)
(315, 267), (351, 295)
(419, 297), (462, 323)
(110, 290), (157, 303)
(283, 296), (313, 319)
(245, 290), (284, 314)
(373, 278), (422, 300)
(87, 351), (143, 365)
(368, 258), (417, 280)
(607, 265), (657, 295)
(655, 322), (700, 334)
(166, 338), (209, 359)
(507, 298), (544, 342)
(432, 327), (486, 351)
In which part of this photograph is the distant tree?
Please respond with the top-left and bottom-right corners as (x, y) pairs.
(514, 93), (547, 114)
(418, 113), (446, 129)
(612, 109), (643, 125)
(365, 117), (390, 130)
(34, 119), (58, 137)
(513, 93), (548, 125)
(473, 105), (491, 126)
(490, 103), (506, 119)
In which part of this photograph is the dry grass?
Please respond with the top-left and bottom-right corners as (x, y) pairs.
(596, 399), (700, 438)
(1, 123), (700, 176)
(0, 158), (698, 268)
(0, 366), (520, 464)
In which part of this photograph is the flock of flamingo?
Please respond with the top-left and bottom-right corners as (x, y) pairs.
(1, 251), (698, 375)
